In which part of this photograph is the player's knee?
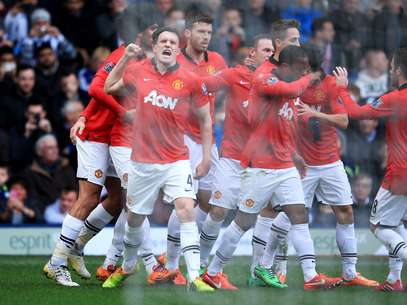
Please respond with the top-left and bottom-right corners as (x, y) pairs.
(334, 205), (354, 224)
(283, 204), (308, 224)
(235, 211), (257, 231)
(210, 206), (226, 221)
(175, 197), (195, 222)
(370, 223), (379, 235)
(259, 204), (279, 218)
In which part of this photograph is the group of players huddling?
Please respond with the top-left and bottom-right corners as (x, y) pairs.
(42, 12), (407, 293)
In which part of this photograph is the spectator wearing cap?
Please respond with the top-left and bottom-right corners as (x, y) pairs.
(20, 8), (77, 66)
(44, 188), (77, 224)
(23, 134), (76, 213)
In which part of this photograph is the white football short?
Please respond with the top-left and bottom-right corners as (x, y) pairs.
(238, 166), (305, 214)
(184, 135), (219, 193)
(209, 158), (243, 210)
(109, 146), (132, 189)
(302, 160), (353, 209)
(76, 137), (117, 186)
(126, 159), (196, 215)
(370, 187), (407, 227)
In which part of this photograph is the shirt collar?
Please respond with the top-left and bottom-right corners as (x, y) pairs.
(269, 55), (279, 65)
(182, 48), (209, 64)
(398, 82), (407, 91)
(151, 58), (179, 73)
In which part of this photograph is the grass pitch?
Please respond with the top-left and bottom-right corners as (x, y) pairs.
(1, 255), (406, 305)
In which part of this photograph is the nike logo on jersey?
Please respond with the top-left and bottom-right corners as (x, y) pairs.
(242, 100), (249, 108)
(144, 90), (178, 110)
(239, 80), (249, 85)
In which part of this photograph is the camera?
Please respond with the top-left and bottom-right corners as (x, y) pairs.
(34, 113), (41, 126)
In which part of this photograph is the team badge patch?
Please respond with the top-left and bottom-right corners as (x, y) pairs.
(214, 191), (222, 199)
(206, 65), (216, 74)
(201, 83), (208, 96)
(172, 79), (184, 90)
(315, 89), (325, 102)
(267, 76), (279, 85)
(371, 98), (383, 109)
(95, 169), (104, 179)
(104, 62), (114, 73)
(123, 173), (128, 182)
(245, 199), (254, 208)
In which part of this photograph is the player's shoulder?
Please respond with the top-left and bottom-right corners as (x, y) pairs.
(206, 51), (227, 66)
(177, 66), (200, 84)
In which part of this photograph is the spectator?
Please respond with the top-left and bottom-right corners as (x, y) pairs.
(34, 42), (64, 102)
(351, 173), (373, 227)
(23, 134), (77, 213)
(96, 0), (128, 50)
(0, 64), (36, 132)
(206, 0), (224, 30)
(372, 0), (407, 57)
(306, 17), (346, 73)
(0, 163), (9, 201)
(44, 188), (77, 224)
(49, 71), (88, 125)
(211, 8), (246, 64)
(329, 0), (370, 76)
(242, 0), (280, 45)
(78, 46), (110, 93)
(0, 24), (14, 49)
(8, 100), (52, 172)
(282, 0), (322, 42)
(3, 0), (35, 46)
(0, 46), (17, 93)
(0, 176), (42, 224)
(355, 49), (389, 99)
(312, 204), (338, 227)
(20, 8), (77, 66)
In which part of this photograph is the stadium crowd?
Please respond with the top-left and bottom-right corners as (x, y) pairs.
(0, 0), (405, 227)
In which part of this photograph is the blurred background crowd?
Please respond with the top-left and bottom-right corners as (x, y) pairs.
(0, 0), (405, 227)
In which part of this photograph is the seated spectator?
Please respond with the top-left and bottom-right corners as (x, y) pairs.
(0, 46), (17, 93)
(0, 64), (36, 132)
(44, 188), (77, 224)
(211, 8), (246, 64)
(0, 176), (42, 224)
(311, 203), (337, 228)
(351, 173), (373, 227)
(78, 46), (110, 93)
(9, 100), (52, 172)
(23, 134), (77, 213)
(355, 49), (389, 99)
(19, 8), (77, 66)
(306, 17), (346, 73)
(49, 71), (88, 125)
(282, 0), (322, 42)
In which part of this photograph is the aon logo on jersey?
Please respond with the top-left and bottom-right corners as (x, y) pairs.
(278, 102), (294, 120)
(144, 90), (178, 110)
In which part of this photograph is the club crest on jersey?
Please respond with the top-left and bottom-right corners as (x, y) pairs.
(245, 199), (254, 208)
(123, 173), (128, 182)
(267, 75), (279, 85)
(371, 98), (383, 109)
(201, 83), (208, 96)
(206, 65), (216, 74)
(172, 79), (184, 90)
(144, 90), (178, 110)
(315, 89), (325, 101)
(214, 191), (222, 199)
(95, 169), (104, 179)
(104, 62), (114, 73)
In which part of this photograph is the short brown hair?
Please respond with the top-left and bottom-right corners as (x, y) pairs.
(152, 26), (180, 45)
(185, 11), (213, 29)
(271, 19), (300, 42)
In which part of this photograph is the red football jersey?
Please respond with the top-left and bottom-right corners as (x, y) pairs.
(177, 50), (227, 143)
(79, 45), (127, 143)
(297, 75), (346, 166)
(204, 65), (254, 160)
(241, 69), (313, 169)
(338, 84), (407, 195)
(123, 59), (210, 163)
(109, 94), (135, 147)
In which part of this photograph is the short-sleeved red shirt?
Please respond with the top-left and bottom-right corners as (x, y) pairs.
(123, 59), (210, 163)
(297, 75), (346, 166)
(177, 50), (227, 143)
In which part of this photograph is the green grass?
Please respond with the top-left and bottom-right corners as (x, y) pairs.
(0, 256), (406, 305)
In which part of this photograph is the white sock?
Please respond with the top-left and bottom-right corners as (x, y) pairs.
(75, 204), (114, 253)
(166, 210), (181, 270)
(260, 212), (290, 270)
(139, 218), (158, 275)
(122, 223), (143, 273)
(51, 215), (84, 266)
(291, 223), (317, 282)
(103, 209), (126, 268)
(374, 227), (407, 261)
(387, 224), (407, 283)
(207, 221), (245, 276)
(336, 223), (357, 280)
(195, 206), (207, 232)
(273, 213), (291, 275)
(180, 222), (200, 282)
(251, 215), (273, 276)
(200, 213), (223, 267)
